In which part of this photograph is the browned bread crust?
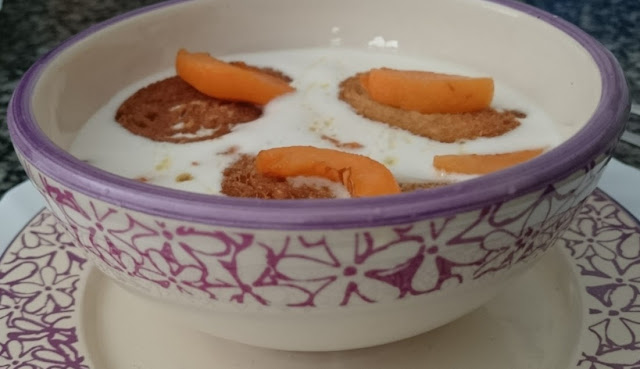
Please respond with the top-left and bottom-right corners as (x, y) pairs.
(221, 155), (335, 199)
(338, 73), (523, 143)
(399, 182), (451, 192)
(115, 63), (292, 143)
(221, 155), (451, 199)
(115, 76), (261, 143)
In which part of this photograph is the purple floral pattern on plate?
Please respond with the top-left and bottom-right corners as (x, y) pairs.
(0, 212), (88, 369)
(1, 189), (640, 367)
(559, 190), (640, 369)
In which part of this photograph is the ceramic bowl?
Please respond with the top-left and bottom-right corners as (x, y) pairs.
(7, 0), (628, 351)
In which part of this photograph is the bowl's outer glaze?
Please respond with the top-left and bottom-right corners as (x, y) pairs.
(16, 153), (608, 350)
(18, 156), (605, 311)
(6, 0), (629, 351)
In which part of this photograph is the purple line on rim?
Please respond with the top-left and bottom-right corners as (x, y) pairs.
(7, 0), (629, 230)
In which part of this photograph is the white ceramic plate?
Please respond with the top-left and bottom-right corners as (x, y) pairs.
(1, 159), (640, 369)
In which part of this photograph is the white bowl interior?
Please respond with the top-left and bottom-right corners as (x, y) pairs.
(31, 0), (601, 151)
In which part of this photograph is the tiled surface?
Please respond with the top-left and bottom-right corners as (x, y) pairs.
(1, 0), (638, 195)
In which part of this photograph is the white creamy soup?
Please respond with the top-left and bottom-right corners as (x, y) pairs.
(70, 47), (562, 196)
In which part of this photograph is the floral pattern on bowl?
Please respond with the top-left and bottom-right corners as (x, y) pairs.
(17, 156), (607, 310)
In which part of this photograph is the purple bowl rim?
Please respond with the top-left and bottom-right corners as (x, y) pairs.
(7, 0), (629, 230)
